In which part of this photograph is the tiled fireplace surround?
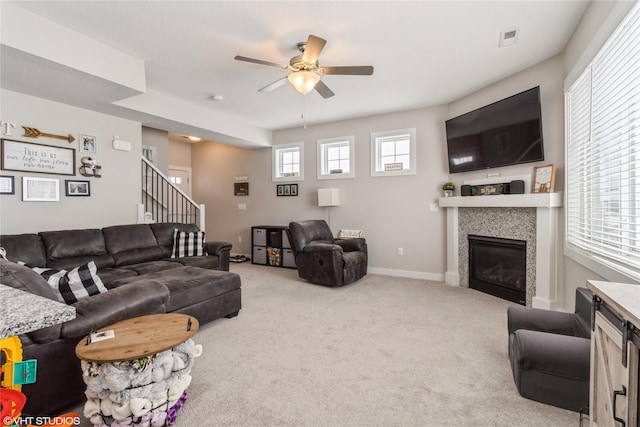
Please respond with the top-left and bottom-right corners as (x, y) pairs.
(439, 192), (563, 309)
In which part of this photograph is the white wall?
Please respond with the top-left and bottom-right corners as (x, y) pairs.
(141, 127), (169, 174)
(192, 105), (450, 279)
(0, 90), (142, 234)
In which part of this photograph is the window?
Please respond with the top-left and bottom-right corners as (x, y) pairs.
(565, 2), (640, 282)
(370, 128), (416, 177)
(317, 136), (355, 180)
(273, 142), (304, 182)
(142, 145), (157, 165)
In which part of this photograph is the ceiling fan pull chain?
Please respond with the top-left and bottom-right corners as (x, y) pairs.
(301, 96), (307, 130)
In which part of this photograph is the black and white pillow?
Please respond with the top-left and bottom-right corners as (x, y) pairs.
(171, 229), (205, 258)
(25, 261), (107, 305)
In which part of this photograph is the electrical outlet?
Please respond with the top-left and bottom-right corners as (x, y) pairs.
(238, 204), (246, 210)
(397, 248), (404, 256)
(238, 236), (242, 243)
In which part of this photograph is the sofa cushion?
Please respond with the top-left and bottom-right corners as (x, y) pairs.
(28, 261), (108, 305)
(108, 266), (240, 313)
(60, 281), (170, 340)
(103, 224), (164, 266)
(40, 229), (109, 264)
(172, 229), (205, 258)
(47, 254), (115, 271)
(170, 255), (219, 270)
(119, 260), (182, 276)
(0, 234), (47, 267)
(95, 267), (139, 287)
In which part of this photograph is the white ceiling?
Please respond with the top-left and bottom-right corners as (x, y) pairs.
(6, 1), (589, 145)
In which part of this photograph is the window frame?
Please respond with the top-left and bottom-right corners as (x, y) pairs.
(370, 128), (417, 177)
(317, 136), (355, 180)
(272, 142), (304, 183)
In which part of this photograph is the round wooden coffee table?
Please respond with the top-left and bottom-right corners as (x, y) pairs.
(75, 313), (200, 426)
(76, 313), (199, 362)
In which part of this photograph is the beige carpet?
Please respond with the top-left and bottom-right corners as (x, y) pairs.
(77, 263), (578, 426)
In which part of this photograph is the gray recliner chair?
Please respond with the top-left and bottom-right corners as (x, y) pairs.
(507, 287), (593, 412)
(287, 220), (367, 287)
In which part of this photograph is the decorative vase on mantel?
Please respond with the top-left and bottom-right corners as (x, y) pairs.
(442, 182), (455, 197)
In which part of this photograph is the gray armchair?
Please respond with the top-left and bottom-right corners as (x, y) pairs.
(287, 220), (367, 287)
(507, 287), (593, 412)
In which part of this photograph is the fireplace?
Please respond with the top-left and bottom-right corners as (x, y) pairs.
(468, 235), (526, 305)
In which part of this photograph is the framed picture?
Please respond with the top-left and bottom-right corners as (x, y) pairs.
(234, 182), (249, 196)
(22, 177), (59, 202)
(532, 164), (556, 193)
(0, 175), (15, 195)
(1, 139), (76, 175)
(277, 183), (299, 197)
(80, 134), (97, 153)
(65, 180), (90, 197)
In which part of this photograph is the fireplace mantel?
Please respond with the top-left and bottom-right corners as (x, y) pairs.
(439, 192), (562, 208)
(439, 192), (563, 310)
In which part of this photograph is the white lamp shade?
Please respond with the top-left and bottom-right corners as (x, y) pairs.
(318, 188), (340, 207)
(288, 71), (320, 95)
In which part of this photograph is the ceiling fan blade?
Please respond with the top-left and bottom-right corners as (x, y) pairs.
(302, 35), (327, 64)
(314, 80), (335, 99)
(320, 66), (374, 76)
(234, 55), (287, 69)
(258, 77), (288, 93)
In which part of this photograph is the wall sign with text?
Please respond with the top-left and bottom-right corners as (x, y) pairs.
(1, 139), (76, 176)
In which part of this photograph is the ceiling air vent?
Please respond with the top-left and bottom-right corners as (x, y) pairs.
(499, 29), (519, 47)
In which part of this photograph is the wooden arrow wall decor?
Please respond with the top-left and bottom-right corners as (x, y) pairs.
(22, 126), (75, 143)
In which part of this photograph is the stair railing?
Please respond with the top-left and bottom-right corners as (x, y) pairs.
(141, 157), (205, 230)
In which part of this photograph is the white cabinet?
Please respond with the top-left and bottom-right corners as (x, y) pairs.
(588, 280), (640, 427)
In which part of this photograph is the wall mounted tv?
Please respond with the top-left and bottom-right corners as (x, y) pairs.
(445, 86), (544, 174)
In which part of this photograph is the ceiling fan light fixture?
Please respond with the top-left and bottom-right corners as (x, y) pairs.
(288, 71), (320, 95)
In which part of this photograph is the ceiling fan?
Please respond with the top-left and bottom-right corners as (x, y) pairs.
(234, 34), (374, 99)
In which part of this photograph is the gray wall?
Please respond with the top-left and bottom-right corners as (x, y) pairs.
(0, 89), (142, 234)
(193, 105), (450, 279)
(191, 56), (565, 282)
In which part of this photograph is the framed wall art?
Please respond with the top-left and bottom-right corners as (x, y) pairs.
(0, 175), (15, 195)
(22, 177), (59, 201)
(80, 134), (97, 153)
(532, 164), (556, 193)
(234, 182), (249, 196)
(277, 184), (298, 197)
(65, 180), (90, 197)
(2, 139), (75, 175)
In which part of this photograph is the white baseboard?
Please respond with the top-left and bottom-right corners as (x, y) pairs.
(368, 267), (445, 282)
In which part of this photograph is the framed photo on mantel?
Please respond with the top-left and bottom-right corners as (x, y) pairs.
(532, 164), (556, 193)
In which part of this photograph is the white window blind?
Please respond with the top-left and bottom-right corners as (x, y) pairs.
(566, 2), (640, 281)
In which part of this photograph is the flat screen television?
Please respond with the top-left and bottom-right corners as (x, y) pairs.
(445, 86), (544, 174)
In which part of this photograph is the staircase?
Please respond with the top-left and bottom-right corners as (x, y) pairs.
(141, 157), (205, 230)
